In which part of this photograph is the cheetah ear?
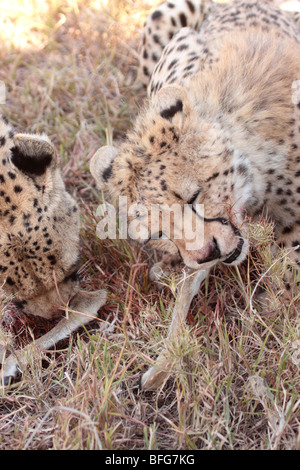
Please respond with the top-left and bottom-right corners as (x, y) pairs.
(90, 145), (118, 189)
(153, 85), (191, 127)
(11, 133), (57, 177)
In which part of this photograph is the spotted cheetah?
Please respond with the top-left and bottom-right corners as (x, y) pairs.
(0, 115), (106, 386)
(90, 0), (300, 389)
(139, 0), (300, 89)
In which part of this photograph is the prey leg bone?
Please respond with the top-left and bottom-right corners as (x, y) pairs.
(141, 268), (210, 390)
(0, 290), (107, 386)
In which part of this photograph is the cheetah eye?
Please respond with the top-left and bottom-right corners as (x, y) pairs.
(187, 189), (202, 205)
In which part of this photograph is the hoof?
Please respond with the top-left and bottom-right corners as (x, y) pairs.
(2, 375), (15, 387)
(0, 357), (22, 387)
(140, 358), (172, 391)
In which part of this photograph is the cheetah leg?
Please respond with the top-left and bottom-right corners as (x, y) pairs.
(141, 268), (209, 390)
(0, 289), (107, 386)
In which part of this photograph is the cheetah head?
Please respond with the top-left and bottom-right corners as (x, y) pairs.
(90, 86), (251, 271)
(0, 124), (81, 312)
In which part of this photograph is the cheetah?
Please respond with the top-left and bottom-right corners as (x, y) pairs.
(90, 0), (300, 389)
(139, 0), (300, 89)
(0, 115), (106, 386)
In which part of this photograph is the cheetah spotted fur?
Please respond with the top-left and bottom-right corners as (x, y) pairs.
(91, 0), (300, 388)
(0, 117), (106, 385)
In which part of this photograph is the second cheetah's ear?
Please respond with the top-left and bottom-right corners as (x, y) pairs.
(90, 145), (118, 189)
(152, 85), (191, 127)
(11, 134), (57, 177)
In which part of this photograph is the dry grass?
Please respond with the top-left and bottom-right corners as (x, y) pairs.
(0, 0), (299, 450)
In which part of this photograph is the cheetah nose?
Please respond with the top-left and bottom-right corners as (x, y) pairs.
(196, 238), (221, 265)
